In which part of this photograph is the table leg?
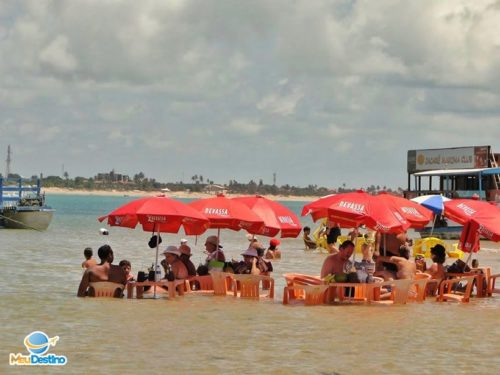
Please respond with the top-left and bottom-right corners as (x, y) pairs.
(476, 274), (485, 298)
(136, 285), (144, 299)
(168, 281), (175, 299)
(127, 283), (134, 299)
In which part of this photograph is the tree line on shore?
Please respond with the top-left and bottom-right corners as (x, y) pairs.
(2, 172), (401, 197)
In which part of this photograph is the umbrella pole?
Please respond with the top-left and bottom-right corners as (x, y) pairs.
(217, 228), (221, 256)
(429, 215), (437, 236)
(153, 224), (160, 299)
(464, 251), (473, 267)
(352, 228), (357, 264)
(383, 233), (386, 256)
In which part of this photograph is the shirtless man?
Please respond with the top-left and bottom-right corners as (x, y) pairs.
(320, 240), (355, 278)
(375, 246), (416, 280)
(375, 232), (408, 256)
(77, 245), (126, 297)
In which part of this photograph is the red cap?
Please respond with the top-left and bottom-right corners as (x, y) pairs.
(270, 238), (281, 247)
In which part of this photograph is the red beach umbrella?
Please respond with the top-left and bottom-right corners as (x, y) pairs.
(187, 194), (264, 234)
(443, 199), (500, 225)
(98, 195), (209, 234)
(301, 190), (410, 233)
(232, 195), (302, 238)
(376, 192), (433, 228)
(443, 199), (500, 254)
(98, 195), (209, 297)
(458, 221), (481, 253)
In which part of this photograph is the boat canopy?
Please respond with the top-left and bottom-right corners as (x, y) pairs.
(414, 167), (500, 176)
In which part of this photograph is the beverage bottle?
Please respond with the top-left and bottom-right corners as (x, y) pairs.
(155, 265), (161, 281)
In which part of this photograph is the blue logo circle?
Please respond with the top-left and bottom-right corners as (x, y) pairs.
(25, 331), (50, 355)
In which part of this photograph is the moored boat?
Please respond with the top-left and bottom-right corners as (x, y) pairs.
(0, 177), (54, 230)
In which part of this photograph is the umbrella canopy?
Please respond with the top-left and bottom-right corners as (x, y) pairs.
(443, 199), (500, 225)
(187, 194), (264, 234)
(376, 192), (433, 228)
(301, 190), (410, 233)
(444, 199), (500, 253)
(458, 221), (481, 253)
(98, 195), (209, 234)
(232, 195), (302, 238)
(410, 194), (451, 215)
(98, 195), (210, 298)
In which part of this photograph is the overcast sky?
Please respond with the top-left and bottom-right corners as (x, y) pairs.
(1, 0), (499, 189)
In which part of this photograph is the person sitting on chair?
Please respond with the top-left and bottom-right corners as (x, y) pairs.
(354, 243), (375, 277)
(162, 246), (188, 280)
(119, 259), (134, 282)
(425, 244), (446, 280)
(179, 244), (197, 277)
(374, 245), (416, 280)
(320, 240), (355, 278)
(204, 235), (225, 263)
(265, 238), (281, 259)
(233, 247), (261, 275)
(77, 245), (126, 297)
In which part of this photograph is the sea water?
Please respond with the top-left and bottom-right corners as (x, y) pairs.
(1, 194), (499, 374)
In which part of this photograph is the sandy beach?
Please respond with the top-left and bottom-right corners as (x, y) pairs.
(43, 187), (317, 202)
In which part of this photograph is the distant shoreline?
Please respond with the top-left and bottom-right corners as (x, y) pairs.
(43, 187), (317, 202)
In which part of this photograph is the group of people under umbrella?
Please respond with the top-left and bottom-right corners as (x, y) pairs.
(77, 190), (500, 297)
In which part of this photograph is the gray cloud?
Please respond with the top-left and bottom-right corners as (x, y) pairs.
(0, 0), (499, 189)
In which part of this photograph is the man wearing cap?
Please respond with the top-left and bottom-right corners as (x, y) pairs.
(204, 235), (225, 263)
(162, 246), (188, 280)
(179, 243), (197, 277)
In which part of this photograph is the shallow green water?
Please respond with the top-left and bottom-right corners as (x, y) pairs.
(1, 194), (499, 374)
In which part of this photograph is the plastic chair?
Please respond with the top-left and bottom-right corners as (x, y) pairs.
(283, 273), (322, 286)
(89, 282), (124, 298)
(231, 274), (274, 300)
(187, 275), (214, 292)
(283, 284), (330, 306)
(414, 273), (431, 280)
(210, 271), (234, 296)
(409, 278), (429, 302)
(472, 267), (491, 297)
(436, 275), (476, 303)
(489, 273), (500, 295)
(283, 273), (322, 300)
(367, 279), (413, 305)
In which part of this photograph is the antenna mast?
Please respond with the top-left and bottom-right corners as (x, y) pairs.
(5, 144), (11, 177)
